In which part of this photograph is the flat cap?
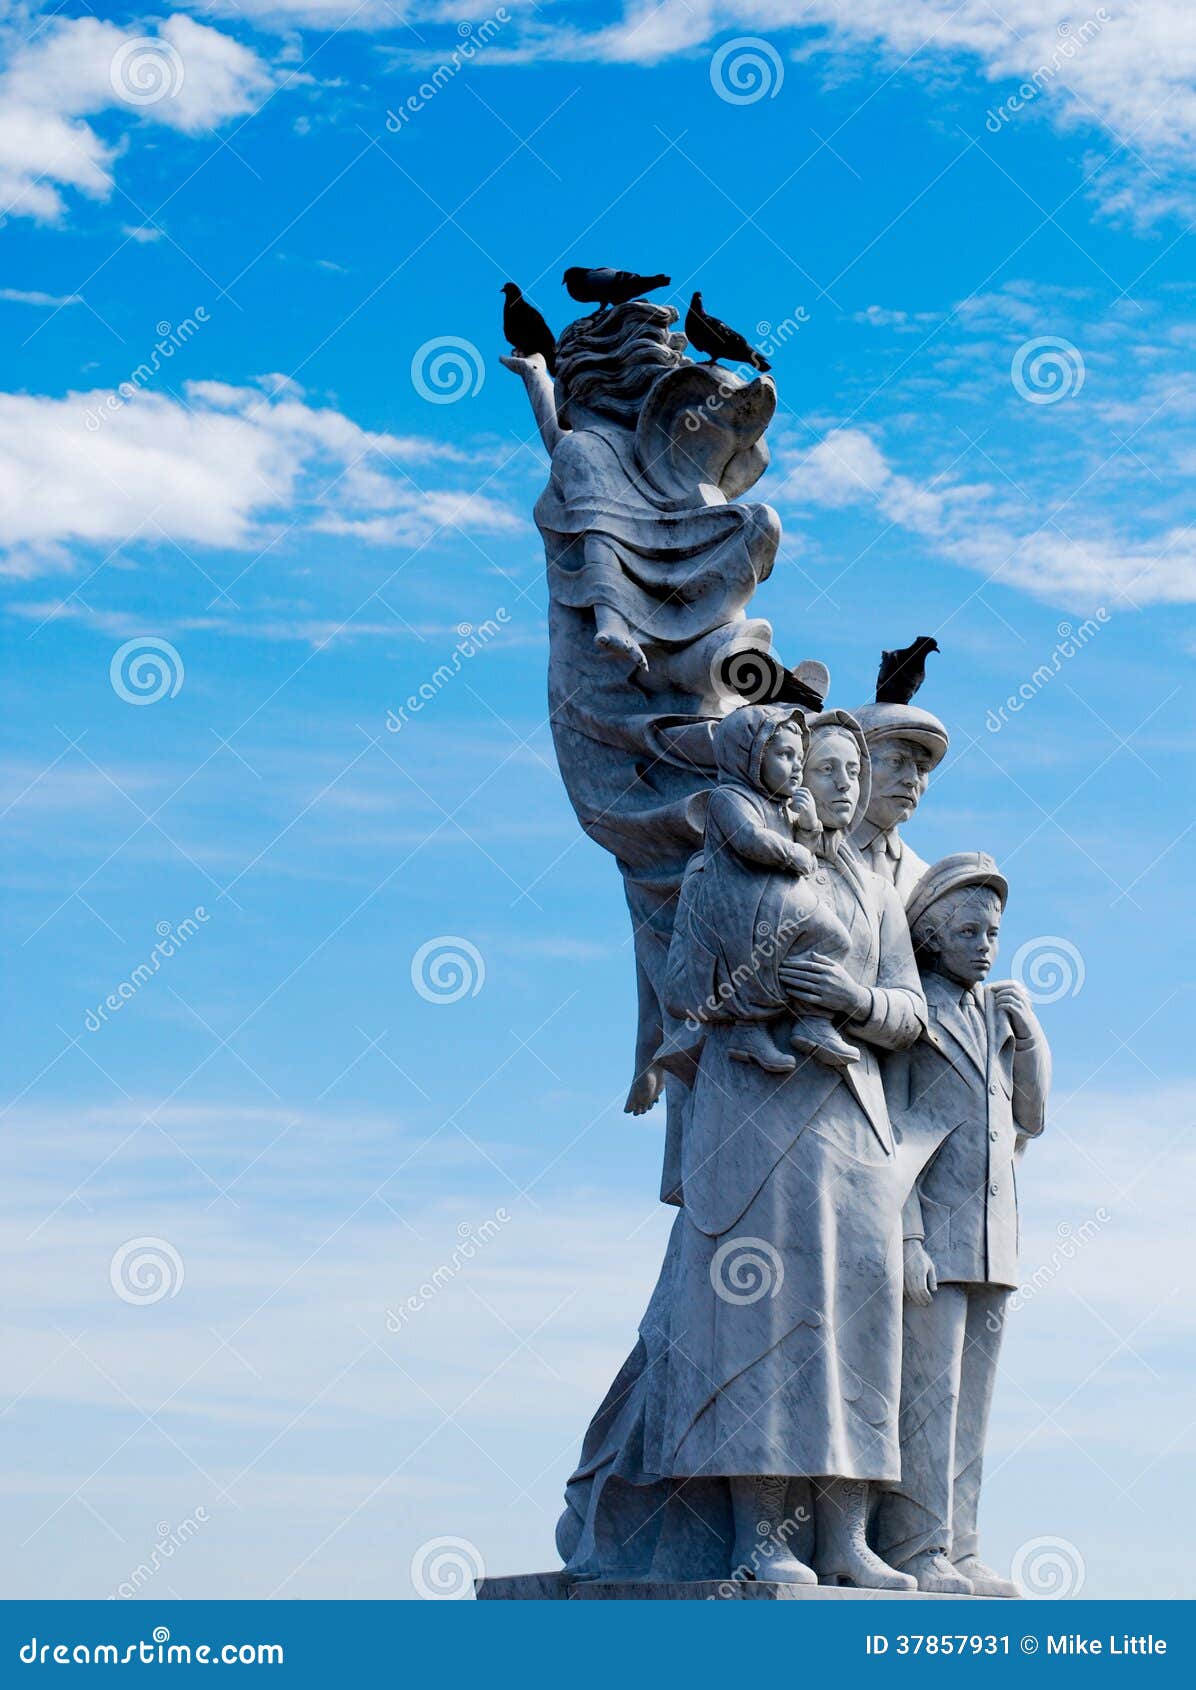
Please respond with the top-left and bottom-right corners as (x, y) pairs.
(906, 852), (1009, 933)
(851, 701), (949, 769)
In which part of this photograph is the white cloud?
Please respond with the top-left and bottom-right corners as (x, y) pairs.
(0, 286), (82, 307)
(423, 2), (1193, 218)
(0, 14), (272, 221)
(777, 425), (983, 537)
(777, 425), (1196, 607)
(0, 377), (519, 569)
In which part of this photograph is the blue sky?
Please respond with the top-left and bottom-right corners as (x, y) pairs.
(1, 1), (1193, 1601)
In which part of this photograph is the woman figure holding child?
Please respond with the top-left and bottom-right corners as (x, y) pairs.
(558, 705), (927, 1589)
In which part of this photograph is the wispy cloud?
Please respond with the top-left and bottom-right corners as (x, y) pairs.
(0, 287), (83, 308)
(0, 377), (520, 572)
(0, 13), (273, 222)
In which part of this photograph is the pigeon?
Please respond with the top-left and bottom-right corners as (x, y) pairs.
(875, 636), (940, 705)
(685, 292), (770, 372)
(501, 282), (556, 374)
(562, 267), (671, 312)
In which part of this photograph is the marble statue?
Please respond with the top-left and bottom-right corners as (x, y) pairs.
(487, 281), (1054, 1600)
(876, 854), (1050, 1596)
(851, 695), (949, 903)
(504, 302), (787, 1132)
(555, 711), (927, 1590)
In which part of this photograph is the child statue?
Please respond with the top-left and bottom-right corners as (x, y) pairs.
(659, 703), (864, 1077)
(875, 853), (1051, 1597)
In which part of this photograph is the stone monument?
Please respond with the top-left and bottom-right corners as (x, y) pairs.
(485, 287), (1051, 1601)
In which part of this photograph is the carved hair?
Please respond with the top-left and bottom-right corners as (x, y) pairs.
(555, 301), (687, 423)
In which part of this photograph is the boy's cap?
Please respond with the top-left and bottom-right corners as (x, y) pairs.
(906, 852), (1009, 932)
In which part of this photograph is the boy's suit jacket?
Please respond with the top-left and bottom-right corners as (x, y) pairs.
(886, 972), (1050, 1289)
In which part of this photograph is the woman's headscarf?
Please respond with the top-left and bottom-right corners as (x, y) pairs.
(713, 704), (809, 793)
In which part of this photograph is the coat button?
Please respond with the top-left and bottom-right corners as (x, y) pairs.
(990, 1129), (999, 1142)
(989, 1082), (998, 1094)
(990, 1182), (999, 1195)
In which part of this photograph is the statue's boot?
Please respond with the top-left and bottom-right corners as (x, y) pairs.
(899, 1548), (974, 1594)
(814, 1479), (917, 1590)
(729, 1476), (817, 1584)
(953, 1554), (1020, 1598)
(729, 1022), (796, 1074)
(790, 1014), (860, 1070)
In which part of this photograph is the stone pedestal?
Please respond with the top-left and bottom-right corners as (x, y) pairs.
(475, 1572), (1003, 1601)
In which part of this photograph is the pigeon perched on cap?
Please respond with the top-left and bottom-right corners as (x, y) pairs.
(563, 267), (671, 311)
(501, 283), (556, 375)
(875, 636), (940, 705)
(685, 292), (771, 372)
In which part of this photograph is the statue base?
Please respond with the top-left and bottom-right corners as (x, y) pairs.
(476, 1573), (1004, 1601)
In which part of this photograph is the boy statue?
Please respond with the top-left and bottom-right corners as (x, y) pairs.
(875, 853), (1051, 1596)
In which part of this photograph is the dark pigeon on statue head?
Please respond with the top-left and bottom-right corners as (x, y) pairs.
(501, 282), (557, 375)
(563, 266), (671, 312)
(685, 291), (771, 372)
(875, 636), (940, 705)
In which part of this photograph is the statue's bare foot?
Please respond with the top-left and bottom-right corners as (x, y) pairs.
(624, 1063), (665, 1115)
(595, 628), (649, 672)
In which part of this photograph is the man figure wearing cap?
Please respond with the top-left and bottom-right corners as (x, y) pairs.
(851, 699), (949, 901)
(875, 853), (1051, 1596)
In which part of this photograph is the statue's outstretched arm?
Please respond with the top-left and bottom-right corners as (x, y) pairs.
(501, 353), (564, 455)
